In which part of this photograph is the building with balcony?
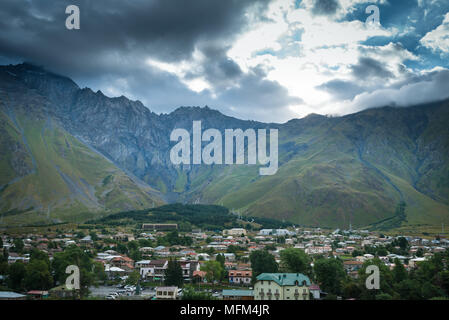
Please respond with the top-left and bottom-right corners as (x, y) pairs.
(254, 273), (311, 300)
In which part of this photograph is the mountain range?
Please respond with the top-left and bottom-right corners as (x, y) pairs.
(0, 63), (448, 229)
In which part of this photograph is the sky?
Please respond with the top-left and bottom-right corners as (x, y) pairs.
(0, 0), (449, 123)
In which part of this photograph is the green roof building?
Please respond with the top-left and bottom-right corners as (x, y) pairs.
(254, 273), (311, 300)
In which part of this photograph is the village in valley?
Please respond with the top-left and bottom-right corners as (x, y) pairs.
(1, 207), (449, 301)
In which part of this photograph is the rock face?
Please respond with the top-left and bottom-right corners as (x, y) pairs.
(1, 63), (449, 228)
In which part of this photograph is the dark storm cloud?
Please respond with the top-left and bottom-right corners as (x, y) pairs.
(0, 0), (303, 122)
(311, 0), (340, 16)
(0, 0), (269, 75)
(350, 57), (394, 80)
(316, 79), (363, 100)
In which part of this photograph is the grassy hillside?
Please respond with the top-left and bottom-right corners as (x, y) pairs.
(179, 104), (449, 229)
(0, 109), (163, 227)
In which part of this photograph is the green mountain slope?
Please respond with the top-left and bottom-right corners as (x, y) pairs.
(0, 92), (163, 226)
(182, 104), (449, 229)
(1, 63), (448, 229)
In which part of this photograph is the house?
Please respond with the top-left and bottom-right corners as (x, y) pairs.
(8, 254), (30, 264)
(27, 290), (49, 299)
(155, 286), (178, 300)
(223, 228), (247, 236)
(409, 257), (426, 268)
(220, 253), (236, 261)
(80, 235), (93, 245)
(105, 265), (127, 279)
(258, 229), (294, 236)
(179, 261), (200, 281)
(111, 256), (134, 272)
(254, 273), (311, 300)
(113, 233), (135, 242)
(222, 289), (254, 300)
(343, 260), (364, 273)
(192, 270), (207, 283)
(140, 259), (168, 281)
(228, 270), (252, 285)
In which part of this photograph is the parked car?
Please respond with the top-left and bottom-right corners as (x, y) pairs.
(106, 295), (116, 300)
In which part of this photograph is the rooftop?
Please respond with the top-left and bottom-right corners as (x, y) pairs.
(256, 273), (311, 286)
(222, 289), (253, 297)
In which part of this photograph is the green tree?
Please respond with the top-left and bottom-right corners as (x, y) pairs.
(51, 245), (97, 297)
(201, 260), (225, 283)
(392, 258), (407, 283)
(342, 281), (361, 299)
(164, 259), (184, 287)
(7, 261), (26, 291)
(89, 232), (99, 241)
(358, 258), (394, 299)
(181, 285), (216, 300)
(116, 243), (128, 255)
(216, 253), (225, 269)
(13, 238), (24, 253)
(249, 250), (278, 281)
(416, 248), (424, 257)
(314, 258), (346, 295)
(127, 240), (139, 252)
(126, 270), (140, 286)
(30, 249), (50, 266)
(375, 293), (392, 300)
(23, 259), (53, 290)
(279, 248), (312, 276)
(394, 279), (422, 300)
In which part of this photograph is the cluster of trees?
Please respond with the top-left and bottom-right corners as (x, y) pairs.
(158, 231), (193, 247)
(249, 247), (449, 300)
(86, 203), (294, 231)
(88, 204), (234, 230)
(0, 244), (106, 297)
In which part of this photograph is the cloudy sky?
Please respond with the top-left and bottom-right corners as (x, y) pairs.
(1, 0), (449, 123)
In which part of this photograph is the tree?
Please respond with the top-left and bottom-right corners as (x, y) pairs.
(23, 259), (53, 290)
(358, 258), (394, 299)
(394, 279), (422, 300)
(127, 240), (139, 252)
(30, 249), (50, 266)
(416, 248), (424, 257)
(13, 238), (24, 253)
(397, 237), (409, 251)
(7, 261), (26, 291)
(342, 281), (361, 299)
(201, 261), (225, 283)
(182, 285), (216, 300)
(376, 247), (388, 257)
(164, 259), (184, 287)
(89, 231), (99, 241)
(249, 250), (278, 281)
(314, 258), (346, 295)
(126, 270), (140, 286)
(392, 258), (407, 283)
(279, 248), (312, 276)
(116, 243), (128, 255)
(216, 253), (225, 269)
(51, 245), (97, 297)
